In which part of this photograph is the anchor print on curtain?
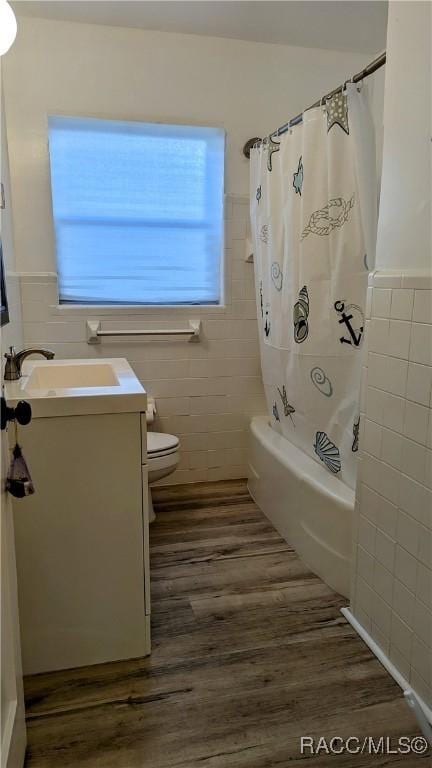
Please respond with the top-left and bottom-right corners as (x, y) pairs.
(250, 83), (377, 490)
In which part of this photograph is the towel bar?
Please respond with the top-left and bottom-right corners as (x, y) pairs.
(86, 319), (201, 344)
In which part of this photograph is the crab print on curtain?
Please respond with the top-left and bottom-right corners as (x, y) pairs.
(250, 83), (377, 490)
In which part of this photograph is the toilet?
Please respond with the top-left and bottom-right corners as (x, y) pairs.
(147, 431), (180, 522)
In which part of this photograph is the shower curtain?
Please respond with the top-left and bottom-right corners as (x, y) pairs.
(250, 83), (377, 490)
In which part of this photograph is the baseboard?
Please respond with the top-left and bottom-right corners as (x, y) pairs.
(341, 608), (432, 736)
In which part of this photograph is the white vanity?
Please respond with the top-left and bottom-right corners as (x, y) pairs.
(5, 358), (150, 674)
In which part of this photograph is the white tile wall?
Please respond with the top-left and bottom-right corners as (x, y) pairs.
(352, 272), (432, 709)
(18, 194), (266, 484)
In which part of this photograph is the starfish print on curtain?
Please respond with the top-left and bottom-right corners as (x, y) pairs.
(326, 91), (349, 134)
(263, 136), (281, 172)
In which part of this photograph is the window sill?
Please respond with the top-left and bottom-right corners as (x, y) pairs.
(49, 302), (230, 318)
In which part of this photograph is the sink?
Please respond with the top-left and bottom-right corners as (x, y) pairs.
(26, 362), (119, 389)
(4, 358), (146, 419)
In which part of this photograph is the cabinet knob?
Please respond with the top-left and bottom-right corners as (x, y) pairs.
(1, 396), (32, 431)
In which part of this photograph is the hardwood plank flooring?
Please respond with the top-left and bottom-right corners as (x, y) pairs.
(23, 480), (428, 767)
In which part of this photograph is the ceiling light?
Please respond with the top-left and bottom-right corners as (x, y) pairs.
(0, 1), (17, 56)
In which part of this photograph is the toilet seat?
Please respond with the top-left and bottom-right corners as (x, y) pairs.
(147, 450), (179, 472)
(147, 432), (179, 460)
(148, 447), (178, 459)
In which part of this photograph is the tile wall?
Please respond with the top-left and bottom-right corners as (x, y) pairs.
(18, 194), (266, 484)
(351, 270), (432, 709)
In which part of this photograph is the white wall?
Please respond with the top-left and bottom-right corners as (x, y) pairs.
(2, 17), (370, 275)
(369, 66), (385, 199)
(376, 0), (431, 271)
(1, 66), (23, 356)
(2, 16), (371, 483)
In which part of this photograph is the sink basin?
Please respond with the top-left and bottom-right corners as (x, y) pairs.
(26, 362), (119, 389)
(5, 358), (146, 419)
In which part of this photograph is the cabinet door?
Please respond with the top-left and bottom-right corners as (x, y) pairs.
(13, 413), (147, 673)
(1, 431), (26, 768)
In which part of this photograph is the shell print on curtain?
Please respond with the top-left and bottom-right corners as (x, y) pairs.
(314, 431), (342, 474)
(293, 286), (310, 343)
(250, 83), (377, 491)
(271, 263), (283, 291)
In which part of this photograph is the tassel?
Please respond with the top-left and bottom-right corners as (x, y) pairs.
(6, 443), (35, 498)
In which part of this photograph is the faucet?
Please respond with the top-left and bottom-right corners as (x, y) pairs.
(4, 346), (55, 381)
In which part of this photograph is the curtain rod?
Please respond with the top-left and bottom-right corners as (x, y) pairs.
(243, 50), (386, 158)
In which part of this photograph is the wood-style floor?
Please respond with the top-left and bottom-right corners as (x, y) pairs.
(23, 480), (427, 767)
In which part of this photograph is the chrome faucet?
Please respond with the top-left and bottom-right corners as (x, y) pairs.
(4, 346), (55, 381)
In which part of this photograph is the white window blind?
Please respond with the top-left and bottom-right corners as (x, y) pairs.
(48, 116), (225, 305)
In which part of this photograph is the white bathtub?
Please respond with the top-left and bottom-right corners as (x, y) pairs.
(247, 416), (354, 597)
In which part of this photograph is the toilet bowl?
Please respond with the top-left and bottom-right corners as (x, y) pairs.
(147, 432), (179, 522)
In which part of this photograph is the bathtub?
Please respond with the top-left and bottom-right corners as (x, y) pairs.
(247, 416), (354, 597)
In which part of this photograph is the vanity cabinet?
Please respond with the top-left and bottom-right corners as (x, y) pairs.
(12, 410), (150, 674)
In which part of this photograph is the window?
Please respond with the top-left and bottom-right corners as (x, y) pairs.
(48, 116), (225, 305)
